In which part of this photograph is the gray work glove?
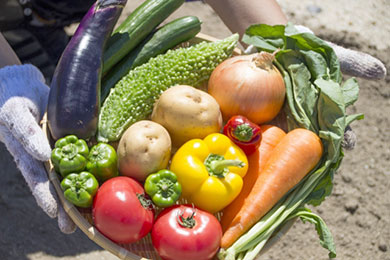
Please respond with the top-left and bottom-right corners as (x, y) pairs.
(245, 25), (387, 150)
(0, 64), (76, 234)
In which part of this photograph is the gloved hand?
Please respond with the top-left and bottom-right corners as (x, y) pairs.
(296, 25), (386, 150)
(293, 25), (387, 80)
(245, 25), (387, 80)
(0, 64), (76, 234)
(244, 25), (387, 150)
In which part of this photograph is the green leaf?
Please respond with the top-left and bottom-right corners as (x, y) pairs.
(300, 49), (329, 80)
(243, 24), (286, 51)
(275, 52), (318, 132)
(304, 169), (333, 206)
(287, 62), (319, 131)
(341, 77), (360, 107)
(284, 23), (342, 83)
(346, 113), (364, 126)
(316, 78), (346, 162)
(242, 35), (278, 52)
(291, 208), (337, 258)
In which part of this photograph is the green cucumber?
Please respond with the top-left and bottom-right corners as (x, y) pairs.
(101, 15), (202, 101)
(102, 0), (185, 75)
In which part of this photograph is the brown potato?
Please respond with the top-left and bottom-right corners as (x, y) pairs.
(151, 85), (223, 148)
(117, 120), (171, 181)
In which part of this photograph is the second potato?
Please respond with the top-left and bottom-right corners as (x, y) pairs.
(151, 85), (223, 147)
(117, 120), (171, 182)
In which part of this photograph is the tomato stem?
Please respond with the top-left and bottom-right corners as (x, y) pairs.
(177, 209), (197, 229)
(136, 193), (154, 210)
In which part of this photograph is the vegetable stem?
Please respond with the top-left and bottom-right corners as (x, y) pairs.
(209, 159), (245, 175)
(204, 153), (245, 177)
(252, 52), (275, 70)
(177, 209), (197, 228)
(233, 124), (254, 142)
(136, 193), (154, 210)
(226, 188), (295, 254)
(242, 229), (273, 260)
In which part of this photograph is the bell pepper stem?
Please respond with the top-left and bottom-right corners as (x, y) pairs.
(233, 124), (254, 142)
(161, 183), (169, 191)
(61, 143), (78, 158)
(205, 152), (245, 177)
(209, 159), (245, 175)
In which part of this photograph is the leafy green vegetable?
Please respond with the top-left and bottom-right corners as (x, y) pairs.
(219, 23), (363, 260)
(289, 208), (336, 258)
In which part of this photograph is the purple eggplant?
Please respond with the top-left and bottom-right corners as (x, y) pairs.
(47, 0), (127, 140)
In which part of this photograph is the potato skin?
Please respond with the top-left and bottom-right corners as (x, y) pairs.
(117, 120), (171, 181)
(151, 85), (223, 147)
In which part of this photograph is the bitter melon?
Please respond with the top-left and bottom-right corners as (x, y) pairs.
(97, 33), (239, 143)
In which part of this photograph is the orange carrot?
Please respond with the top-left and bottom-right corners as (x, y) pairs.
(220, 128), (323, 248)
(220, 125), (286, 232)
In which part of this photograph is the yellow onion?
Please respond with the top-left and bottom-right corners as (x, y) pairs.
(208, 52), (286, 124)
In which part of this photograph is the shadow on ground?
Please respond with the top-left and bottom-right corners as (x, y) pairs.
(0, 143), (107, 260)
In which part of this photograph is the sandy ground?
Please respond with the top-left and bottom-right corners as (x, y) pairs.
(1, 0), (389, 259)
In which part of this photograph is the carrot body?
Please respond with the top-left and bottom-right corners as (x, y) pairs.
(220, 125), (286, 232)
(220, 128), (323, 248)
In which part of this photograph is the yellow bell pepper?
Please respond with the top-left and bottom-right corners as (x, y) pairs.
(170, 133), (248, 213)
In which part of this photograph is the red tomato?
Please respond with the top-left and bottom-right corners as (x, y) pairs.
(151, 204), (222, 260)
(92, 176), (154, 244)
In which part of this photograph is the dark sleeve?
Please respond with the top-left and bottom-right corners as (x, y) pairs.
(31, 0), (96, 27)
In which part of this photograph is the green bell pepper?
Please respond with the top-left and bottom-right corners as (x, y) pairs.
(144, 169), (182, 208)
(51, 135), (89, 177)
(86, 143), (118, 182)
(60, 171), (99, 208)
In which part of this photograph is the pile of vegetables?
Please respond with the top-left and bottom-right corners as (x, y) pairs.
(216, 23), (363, 260)
(45, 0), (363, 259)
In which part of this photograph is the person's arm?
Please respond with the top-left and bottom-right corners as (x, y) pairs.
(205, 0), (288, 37)
(0, 33), (21, 68)
(205, 0), (386, 80)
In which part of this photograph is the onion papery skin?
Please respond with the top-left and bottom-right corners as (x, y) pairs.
(208, 53), (286, 125)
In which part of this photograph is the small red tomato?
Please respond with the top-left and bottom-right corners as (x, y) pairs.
(151, 204), (222, 260)
(92, 176), (154, 244)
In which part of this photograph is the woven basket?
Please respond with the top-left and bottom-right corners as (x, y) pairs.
(42, 33), (293, 260)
